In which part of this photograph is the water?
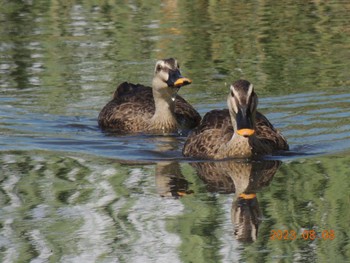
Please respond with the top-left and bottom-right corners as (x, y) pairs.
(1, 1), (350, 262)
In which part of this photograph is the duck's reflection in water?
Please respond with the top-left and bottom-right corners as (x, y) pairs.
(232, 193), (260, 242)
(154, 159), (280, 242)
(192, 160), (281, 242)
(155, 161), (194, 198)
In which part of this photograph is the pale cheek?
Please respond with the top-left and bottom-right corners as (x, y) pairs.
(160, 71), (168, 82)
(232, 101), (238, 113)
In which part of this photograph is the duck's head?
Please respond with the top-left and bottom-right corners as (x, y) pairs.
(152, 58), (192, 97)
(227, 80), (258, 137)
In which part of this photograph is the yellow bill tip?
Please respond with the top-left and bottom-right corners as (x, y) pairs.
(174, 77), (192, 87)
(237, 128), (255, 137)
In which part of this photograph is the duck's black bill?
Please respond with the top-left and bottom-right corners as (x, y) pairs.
(236, 106), (255, 137)
(167, 69), (192, 87)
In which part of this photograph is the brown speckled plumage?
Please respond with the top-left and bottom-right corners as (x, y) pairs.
(183, 80), (288, 159)
(98, 58), (201, 134)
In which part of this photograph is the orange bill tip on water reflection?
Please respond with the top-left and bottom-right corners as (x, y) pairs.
(239, 193), (257, 199)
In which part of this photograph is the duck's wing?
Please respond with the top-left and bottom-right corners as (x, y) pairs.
(255, 111), (289, 151)
(182, 109), (233, 158)
(111, 81), (153, 102)
(174, 95), (201, 131)
(98, 82), (154, 132)
(192, 109), (232, 135)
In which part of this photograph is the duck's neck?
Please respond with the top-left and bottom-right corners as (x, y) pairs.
(150, 85), (178, 133)
(219, 133), (254, 158)
(220, 131), (273, 158)
(218, 114), (261, 158)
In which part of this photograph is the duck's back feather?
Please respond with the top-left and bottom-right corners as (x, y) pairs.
(174, 96), (202, 131)
(183, 109), (232, 157)
(112, 82), (154, 102)
(98, 82), (154, 132)
(190, 109), (232, 135)
(254, 113), (289, 151)
(98, 82), (201, 133)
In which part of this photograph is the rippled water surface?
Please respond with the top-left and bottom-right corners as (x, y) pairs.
(1, 1), (350, 262)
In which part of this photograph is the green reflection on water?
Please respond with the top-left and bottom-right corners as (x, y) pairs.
(1, 0), (350, 109)
(1, 151), (349, 262)
(231, 155), (350, 263)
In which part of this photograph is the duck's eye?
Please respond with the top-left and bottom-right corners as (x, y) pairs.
(230, 90), (234, 97)
(177, 63), (180, 69)
(156, 65), (162, 72)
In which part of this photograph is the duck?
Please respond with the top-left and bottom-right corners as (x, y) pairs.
(182, 79), (289, 159)
(98, 58), (201, 134)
